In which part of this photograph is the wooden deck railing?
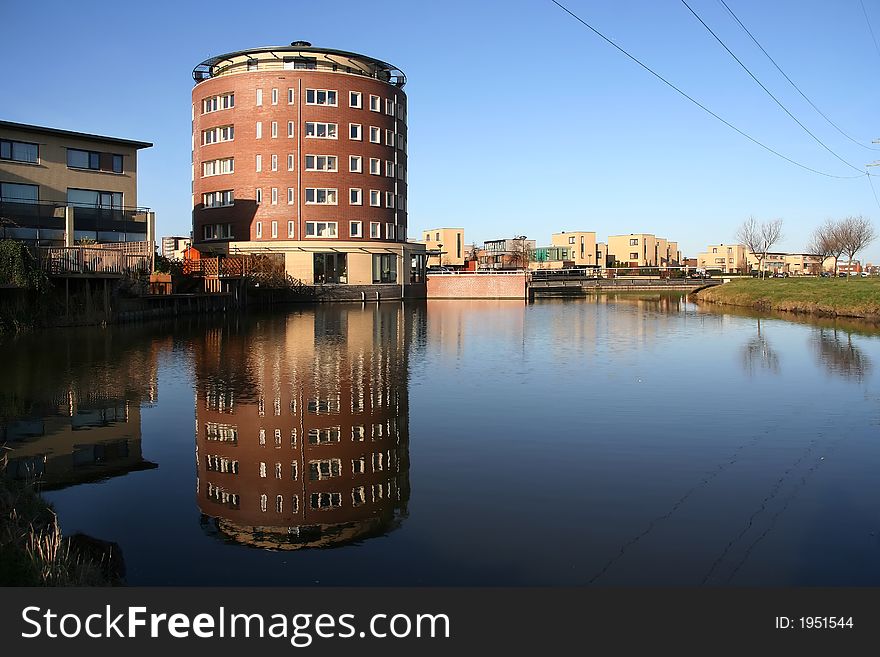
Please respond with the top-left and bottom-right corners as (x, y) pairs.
(41, 246), (151, 276)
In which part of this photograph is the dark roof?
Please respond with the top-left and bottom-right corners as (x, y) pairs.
(0, 120), (153, 149)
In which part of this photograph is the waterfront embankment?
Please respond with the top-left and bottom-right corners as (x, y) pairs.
(0, 460), (123, 585)
(694, 278), (880, 320)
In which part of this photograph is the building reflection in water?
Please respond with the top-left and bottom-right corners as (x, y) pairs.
(193, 304), (413, 550)
(0, 329), (164, 489)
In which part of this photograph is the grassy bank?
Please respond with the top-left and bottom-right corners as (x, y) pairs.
(695, 278), (880, 320)
(0, 455), (122, 585)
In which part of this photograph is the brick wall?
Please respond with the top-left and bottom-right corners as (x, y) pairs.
(427, 274), (526, 299)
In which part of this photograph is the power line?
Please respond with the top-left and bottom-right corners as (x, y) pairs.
(680, 0), (866, 174)
(859, 0), (880, 61)
(549, 0), (866, 179)
(717, 0), (879, 152)
(867, 172), (880, 212)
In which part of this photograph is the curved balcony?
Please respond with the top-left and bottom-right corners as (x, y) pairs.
(193, 41), (406, 88)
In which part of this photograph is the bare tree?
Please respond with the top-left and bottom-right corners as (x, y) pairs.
(737, 217), (784, 278)
(828, 219), (847, 276)
(806, 219), (838, 276)
(838, 215), (875, 280)
(508, 236), (532, 270)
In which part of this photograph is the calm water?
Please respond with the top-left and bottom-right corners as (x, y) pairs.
(3, 294), (880, 586)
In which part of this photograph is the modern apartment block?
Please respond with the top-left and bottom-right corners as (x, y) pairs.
(530, 246), (573, 269)
(746, 252), (833, 275)
(162, 235), (191, 260)
(420, 227), (464, 267)
(607, 233), (681, 267)
(551, 231), (598, 266)
(478, 237), (537, 269)
(0, 120), (154, 245)
(191, 41), (425, 289)
(697, 243), (749, 273)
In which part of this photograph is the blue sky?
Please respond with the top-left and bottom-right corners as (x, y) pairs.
(4, 0), (880, 260)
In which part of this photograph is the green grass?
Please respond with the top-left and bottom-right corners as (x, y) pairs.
(695, 277), (880, 319)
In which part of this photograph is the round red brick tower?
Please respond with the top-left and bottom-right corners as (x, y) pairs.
(191, 41), (415, 287)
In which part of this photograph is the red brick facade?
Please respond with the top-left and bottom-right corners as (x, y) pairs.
(427, 273), (527, 299)
(192, 47), (407, 247)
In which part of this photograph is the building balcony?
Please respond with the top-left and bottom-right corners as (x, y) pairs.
(0, 199), (152, 246)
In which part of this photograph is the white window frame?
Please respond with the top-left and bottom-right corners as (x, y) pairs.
(305, 122), (338, 139)
(287, 187), (295, 204)
(255, 154), (262, 172)
(287, 121), (295, 138)
(288, 88), (295, 104)
(305, 88), (338, 106)
(385, 129), (395, 147)
(256, 121), (262, 139)
(349, 155), (362, 173)
(349, 123), (362, 140)
(386, 223), (396, 240)
(369, 95), (380, 112)
(271, 121), (277, 138)
(271, 154), (278, 171)
(385, 161), (394, 177)
(350, 188), (362, 205)
(305, 155), (338, 172)
(271, 220), (278, 237)
(369, 126), (381, 143)
(201, 125), (234, 145)
(369, 190), (380, 207)
(305, 221), (338, 238)
(255, 188), (262, 204)
(203, 190), (234, 208)
(287, 220), (296, 238)
(385, 98), (394, 115)
(385, 191), (395, 208)
(271, 88), (278, 105)
(350, 91), (362, 108)
(304, 188), (338, 205)
(350, 220), (362, 238)
(271, 187), (278, 205)
(203, 93), (234, 114)
(287, 154), (295, 171)
(255, 89), (263, 106)
(370, 222), (380, 238)
(202, 157), (234, 177)
(369, 158), (381, 175)
(256, 222), (263, 238)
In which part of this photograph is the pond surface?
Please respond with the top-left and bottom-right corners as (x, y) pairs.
(3, 294), (880, 586)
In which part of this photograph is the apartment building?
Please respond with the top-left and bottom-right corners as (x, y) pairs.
(607, 233), (681, 267)
(0, 120), (154, 245)
(191, 40), (425, 289)
(551, 231), (597, 266)
(696, 243), (749, 273)
(162, 235), (191, 260)
(478, 237), (536, 269)
(530, 246), (573, 270)
(420, 227), (464, 267)
(746, 252), (834, 275)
